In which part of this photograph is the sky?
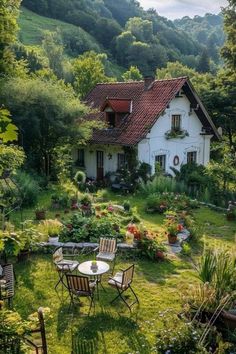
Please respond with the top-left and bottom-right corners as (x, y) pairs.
(139, 0), (228, 20)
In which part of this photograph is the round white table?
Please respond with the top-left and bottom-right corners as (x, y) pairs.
(78, 261), (110, 276)
(78, 261), (110, 297)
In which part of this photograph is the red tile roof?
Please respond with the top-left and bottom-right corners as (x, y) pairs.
(85, 77), (216, 145)
(101, 98), (132, 113)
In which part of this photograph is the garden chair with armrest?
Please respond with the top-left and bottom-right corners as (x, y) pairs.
(108, 264), (139, 311)
(53, 246), (79, 290)
(94, 237), (117, 274)
(66, 274), (96, 315)
(25, 307), (48, 354)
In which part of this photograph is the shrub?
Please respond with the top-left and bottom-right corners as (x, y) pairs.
(123, 200), (131, 212)
(146, 192), (199, 214)
(38, 219), (63, 238)
(74, 170), (86, 183)
(140, 175), (188, 195)
(13, 171), (40, 207)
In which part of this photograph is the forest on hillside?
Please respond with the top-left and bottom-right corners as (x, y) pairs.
(19, 0), (224, 75)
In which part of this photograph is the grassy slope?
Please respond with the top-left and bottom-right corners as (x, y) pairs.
(18, 7), (97, 46)
(18, 7), (125, 79)
(11, 189), (236, 353)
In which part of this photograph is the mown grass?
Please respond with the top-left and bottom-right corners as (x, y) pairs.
(10, 188), (236, 353)
(14, 253), (197, 354)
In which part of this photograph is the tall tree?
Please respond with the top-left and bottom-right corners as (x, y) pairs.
(221, 0), (236, 70)
(42, 31), (64, 79)
(197, 49), (210, 73)
(0, 77), (92, 175)
(73, 51), (111, 98)
(122, 66), (142, 81)
(0, 0), (22, 76)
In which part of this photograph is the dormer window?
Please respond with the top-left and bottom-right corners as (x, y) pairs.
(171, 115), (181, 131)
(107, 112), (116, 128)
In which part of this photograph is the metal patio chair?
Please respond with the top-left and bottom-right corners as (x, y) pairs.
(25, 307), (48, 354)
(66, 274), (96, 315)
(94, 237), (117, 274)
(53, 246), (79, 290)
(108, 264), (139, 310)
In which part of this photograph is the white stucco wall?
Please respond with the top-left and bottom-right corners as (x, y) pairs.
(138, 94), (213, 174)
(74, 145), (124, 179)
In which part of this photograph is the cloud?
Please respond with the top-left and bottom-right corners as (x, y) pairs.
(139, 0), (228, 19)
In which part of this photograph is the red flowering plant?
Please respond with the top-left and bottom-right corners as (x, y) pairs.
(137, 232), (166, 260)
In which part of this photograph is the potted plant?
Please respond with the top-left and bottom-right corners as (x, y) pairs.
(165, 221), (180, 244)
(40, 219), (62, 244)
(35, 205), (46, 220)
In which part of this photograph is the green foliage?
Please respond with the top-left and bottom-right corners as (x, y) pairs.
(74, 170), (86, 184)
(59, 213), (119, 243)
(42, 30), (64, 78)
(122, 66), (142, 81)
(137, 235), (166, 261)
(19, 7), (101, 55)
(145, 192), (198, 214)
(0, 0), (22, 76)
(198, 248), (236, 299)
(0, 77), (90, 175)
(0, 145), (25, 177)
(197, 48), (211, 73)
(125, 17), (153, 42)
(0, 107), (18, 143)
(221, 0), (236, 70)
(73, 51), (111, 98)
(140, 176), (188, 196)
(13, 171), (40, 207)
(156, 315), (205, 354)
(123, 200), (130, 212)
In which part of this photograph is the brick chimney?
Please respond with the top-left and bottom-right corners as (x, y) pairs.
(144, 76), (155, 91)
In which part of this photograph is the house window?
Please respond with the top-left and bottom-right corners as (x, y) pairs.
(117, 153), (126, 169)
(171, 115), (181, 131)
(187, 151), (197, 164)
(77, 148), (85, 167)
(155, 155), (166, 171)
(107, 112), (116, 128)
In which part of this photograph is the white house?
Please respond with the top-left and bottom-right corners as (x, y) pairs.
(74, 77), (219, 179)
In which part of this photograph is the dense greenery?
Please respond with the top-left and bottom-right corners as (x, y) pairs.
(19, 0), (223, 75)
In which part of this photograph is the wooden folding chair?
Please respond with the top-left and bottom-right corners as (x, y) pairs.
(66, 274), (96, 315)
(94, 238), (117, 274)
(108, 264), (139, 311)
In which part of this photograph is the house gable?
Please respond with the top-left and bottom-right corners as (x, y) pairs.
(85, 77), (219, 146)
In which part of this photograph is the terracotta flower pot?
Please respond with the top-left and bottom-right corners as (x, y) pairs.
(156, 250), (165, 260)
(167, 234), (178, 244)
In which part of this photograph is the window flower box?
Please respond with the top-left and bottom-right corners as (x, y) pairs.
(165, 129), (189, 140)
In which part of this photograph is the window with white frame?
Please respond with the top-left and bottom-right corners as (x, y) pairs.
(117, 153), (126, 169)
(171, 114), (181, 131)
(155, 154), (166, 171)
(187, 151), (197, 164)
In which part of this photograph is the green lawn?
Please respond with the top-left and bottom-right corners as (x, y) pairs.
(9, 189), (236, 353)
